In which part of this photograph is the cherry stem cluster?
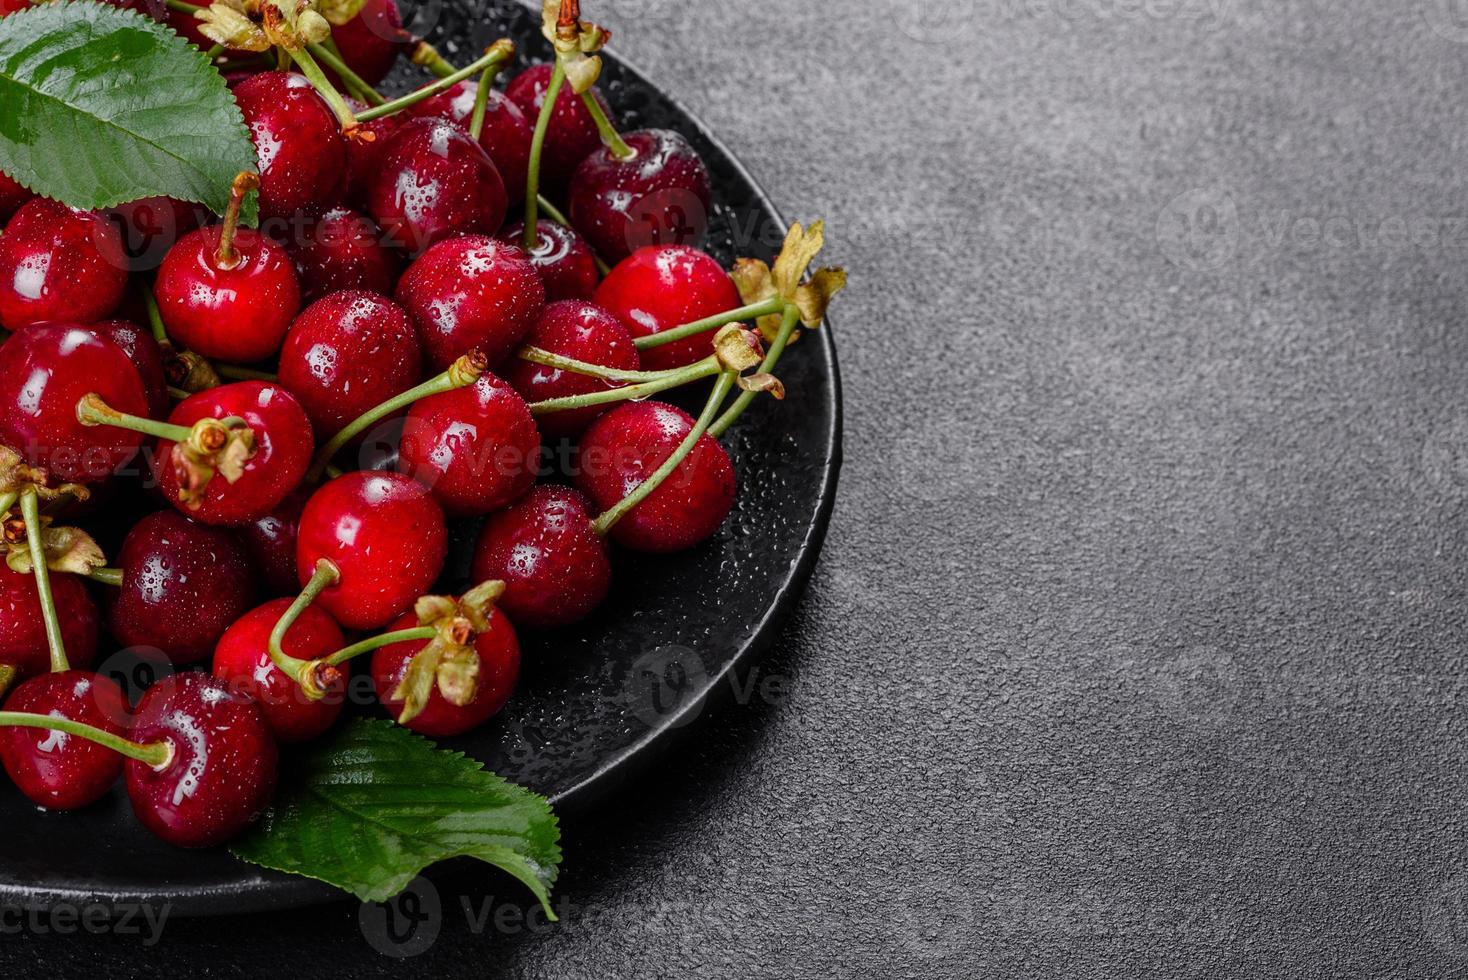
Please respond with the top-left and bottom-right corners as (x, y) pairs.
(311, 39), (386, 107)
(709, 304), (801, 438)
(527, 356), (721, 416)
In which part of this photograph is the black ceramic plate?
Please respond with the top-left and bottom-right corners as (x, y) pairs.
(0, 1), (841, 915)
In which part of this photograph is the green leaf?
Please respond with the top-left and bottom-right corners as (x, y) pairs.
(0, 1), (258, 220)
(230, 719), (563, 914)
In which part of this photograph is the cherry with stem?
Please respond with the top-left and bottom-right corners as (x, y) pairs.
(266, 558), (344, 700)
(16, 488), (70, 674)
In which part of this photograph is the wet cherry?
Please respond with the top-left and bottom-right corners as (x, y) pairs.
(506, 64), (614, 194)
(0, 198), (128, 332)
(0, 170), (34, 223)
(501, 299), (640, 439)
(0, 564), (99, 686)
(471, 485), (611, 631)
(594, 245), (743, 371)
(82, 319), (169, 419)
(498, 220), (599, 303)
(107, 196), (205, 273)
(407, 80), (533, 204)
(288, 208), (402, 304)
(213, 598), (345, 743)
(241, 487), (309, 597)
(326, 0), (407, 88)
(371, 605), (520, 737)
(234, 72), (348, 224)
(343, 101), (404, 207)
(367, 116), (508, 255)
(569, 129), (711, 264)
(0, 670), (128, 810)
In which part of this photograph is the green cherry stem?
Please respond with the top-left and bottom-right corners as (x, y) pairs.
(76, 395), (202, 444)
(307, 351), (488, 481)
(467, 57), (507, 142)
(708, 304), (801, 439)
(18, 489), (67, 673)
(309, 41), (386, 107)
(528, 357), (721, 416)
(0, 491), (17, 516)
(357, 41), (515, 123)
(634, 297), (785, 351)
(87, 567), (124, 587)
(322, 627), (436, 668)
(165, 0), (201, 12)
(289, 45), (364, 135)
(203, 41), (226, 61)
(592, 370), (738, 537)
(268, 558), (342, 698)
(523, 58), (567, 251)
(0, 712), (172, 767)
(411, 40), (459, 79)
(518, 346), (706, 383)
(580, 86), (633, 161)
(142, 283), (168, 345)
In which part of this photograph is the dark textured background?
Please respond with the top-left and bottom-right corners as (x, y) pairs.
(13, 0), (1468, 974)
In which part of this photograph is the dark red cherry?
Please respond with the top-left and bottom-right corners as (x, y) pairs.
(502, 300), (639, 439)
(296, 471), (447, 630)
(108, 510), (257, 664)
(0, 199), (128, 332)
(344, 101), (404, 207)
(398, 372), (540, 517)
(126, 672), (278, 848)
(82, 319), (168, 419)
(575, 401), (736, 553)
(235, 72), (348, 224)
(396, 235), (545, 370)
(325, 0), (407, 88)
(0, 170), (34, 223)
(278, 290), (423, 437)
(367, 116), (508, 255)
(406, 80), (533, 205)
(288, 208), (402, 303)
(0, 671), (128, 810)
(212, 598), (346, 743)
(0, 323), (148, 484)
(0, 565), (98, 685)
(569, 129), (711, 264)
(0, 0), (30, 13)
(241, 487), (308, 597)
(154, 382), (314, 526)
(497, 220), (598, 302)
(471, 485), (611, 630)
(594, 245), (743, 371)
(155, 224), (302, 363)
(107, 196), (206, 272)
(506, 64), (614, 194)
(371, 606), (519, 737)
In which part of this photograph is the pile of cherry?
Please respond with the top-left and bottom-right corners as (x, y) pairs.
(0, 0), (842, 850)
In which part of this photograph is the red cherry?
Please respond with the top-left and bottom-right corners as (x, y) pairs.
(0, 199), (128, 332)
(126, 672), (277, 848)
(569, 129), (711, 264)
(371, 606), (519, 737)
(108, 510), (257, 664)
(0, 0), (30, 13)
(471, 485), (611, 630)
(0, 564), (98, 684)
(0, 170), (34, 223)
(575, 401), (736, 553)
(343, 101), (404, 207)
(324, 0), (407, 88)
(155, 224), (301, 363)
(506, 64), (614, 194)
(0, 670), (128, 810)
(278, 290), (423, 437)
(154, 382), (314, 526)
(288, 208), (402, 304)
(497, 220), (599, 302)
(396, 235), (545, 370)
(296, 471), (447, 630)
(235, 72), (348, 224)
(241, 487), (308, 597)
(107, 196), (205, 272)
(501, 300), (640, 439)
(81, 319), (168, 419)
(594, 245), (743, 371)
(0, 323), (148, 484)
(398, 372), (540, 517)
(367, 116), (508, 255)
(212, 598), (346, 743)
(406, 80), (533, 205)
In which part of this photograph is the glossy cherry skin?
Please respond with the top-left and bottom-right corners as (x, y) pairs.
(344, 102), (404, 207)
(367, 116), (508, 255)
(241, 487), (308, 596)
(326, 0), (406, 88)
(0, 323), (149, 484)
(396, 235), (546, 371)
(506, 65), (614, 194)
(0, 199), (128, 332)
(407, 80), (533, 205)
(575, 401), (736, 553)
(235, 72), (348, 225)
(108, 510), (257, 664)
(0, 671), (128, 810)
(471, 485), (611, 631)
(213, 598), (346, 743)
(107, 196), (205, 272)
(126, 672), (278, 849)
(497, 220), (599, 303)
(371, 606), (520, 737)
(0, 170), (34, 223)
(296, 471), (448, 630)
(155, 225), (302, 363)
(0, 565), (99, 683)
(594, 245), (743, 371)
(502, 300), (640, 440)
(278, 291), (423, 438)
(154, 383), (314, 526)
(398, 372), (540, 517)
(82, 319), (168, 419)
(288, 208), (402, 304)
(569, 129), (711, 264)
